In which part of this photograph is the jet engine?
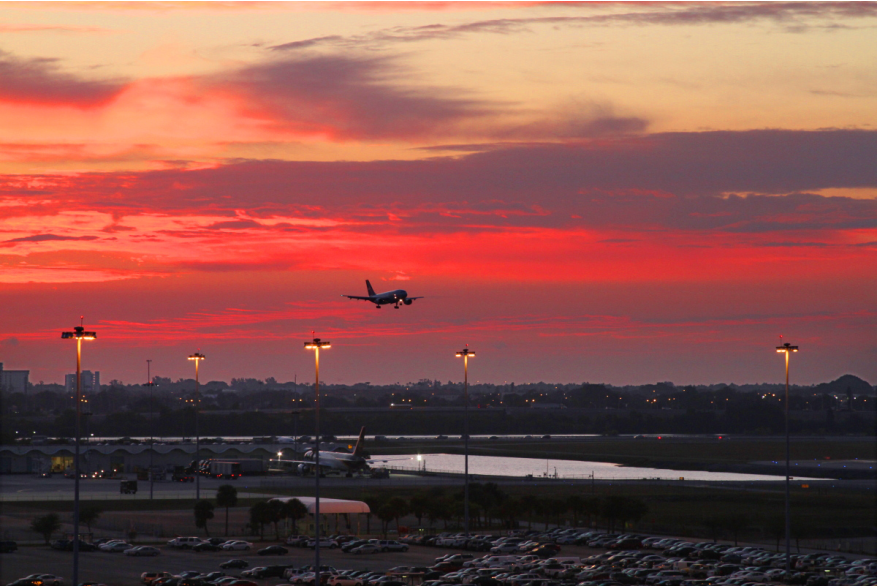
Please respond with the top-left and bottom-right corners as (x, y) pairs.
(403, 299), (413, 305)
(298, 464), (311, 476)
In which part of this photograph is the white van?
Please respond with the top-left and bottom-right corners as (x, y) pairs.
(166, 536), (202, 549)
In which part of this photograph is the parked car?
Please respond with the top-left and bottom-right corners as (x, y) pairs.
(0, 540), (18, 553)
(222, 540), (254, 551)
(124, 545), (160, 556)
(100, 541), (133, 552)
(258, 545), (289, 555)
(193, 542), (222, 552)
(140, 571), (172, 584)
(352, 543), (382, 555)
(167, 536), (203, 549)
(219, 559), (250, 569)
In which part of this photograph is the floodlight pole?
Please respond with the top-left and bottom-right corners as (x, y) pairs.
(776, 341), (798, 575)
(305, 337), (330, 586)
(61, 323), (96, 586)
(147, 359), (154, 500)
(188, 353), (205, 500)
(456, 346), (475, 539)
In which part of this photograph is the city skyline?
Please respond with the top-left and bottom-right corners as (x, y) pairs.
(1, 3), (876, 386)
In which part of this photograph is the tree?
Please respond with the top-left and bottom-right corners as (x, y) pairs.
(216, 485), (238, 537)
(250, 501), (270, 539)
(567, 495), (586, 527)
(703, 517), (723, 543)
(373, 497), (410, 538)
(79, 506), (102, 534)
(722, 513), (750, 546)
(516, 495), (540, 531)
(266, 500), (285, 540)
(283, 498), (308, 536)
(766, 515), (784, 551)
(599, 496), (625, 533)
(362, 494), (386, 535)
(617, 497), (649, 529)
(599, 496), (648, 533)
(31, 513), (61, 545)
(409, 491), (430, 528)
(386, 497), (409, 535)
(194, 500), (215, 536)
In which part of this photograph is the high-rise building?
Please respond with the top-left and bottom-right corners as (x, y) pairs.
(0, 363), (29, 394)
(65, 370), (100, 394)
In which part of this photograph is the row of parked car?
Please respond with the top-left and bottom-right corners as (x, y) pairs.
(284, 535), (409, 554)
(413, 532), (877, 586)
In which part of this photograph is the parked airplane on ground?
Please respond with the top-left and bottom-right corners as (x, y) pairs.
(273, 427), (400, 477)
(342, 280), (422, 309)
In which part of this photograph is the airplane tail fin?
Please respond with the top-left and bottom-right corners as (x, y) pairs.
(365, 280), (376, 297)
(353, 426), (366, 456)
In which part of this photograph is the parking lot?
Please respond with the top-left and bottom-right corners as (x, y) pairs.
(4, 531), (877, 586)
(2, 541), (596, 585)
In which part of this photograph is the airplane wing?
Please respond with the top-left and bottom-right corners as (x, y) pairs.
(342, 295), (374, 301)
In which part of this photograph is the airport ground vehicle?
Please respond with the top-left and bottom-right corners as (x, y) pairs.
(172, 466), (195, 482)
(209, 460), (243, 479)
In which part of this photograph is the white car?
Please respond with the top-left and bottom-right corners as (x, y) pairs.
(125, 545), (160, 556)
(101, 541), (133, 552)
(222, 540), (253, 551)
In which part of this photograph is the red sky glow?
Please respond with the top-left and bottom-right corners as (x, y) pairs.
(1, 2), (876, 387)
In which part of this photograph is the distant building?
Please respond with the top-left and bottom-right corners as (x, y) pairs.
(0, 363), (29, 394)
(65, 370), (100, 394)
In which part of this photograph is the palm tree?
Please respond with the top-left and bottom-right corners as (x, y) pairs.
(194, 500), (215, 537)
(249, 501), (270, 540)
(215, 485), (238, 537)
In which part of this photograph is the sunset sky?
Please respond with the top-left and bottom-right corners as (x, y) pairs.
(1, 2), (876, 387)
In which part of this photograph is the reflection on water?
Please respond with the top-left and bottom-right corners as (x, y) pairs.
(371, 453), (822, 482)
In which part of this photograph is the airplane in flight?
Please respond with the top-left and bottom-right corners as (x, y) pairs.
(342, 279), (422, 309)
(273, 427), (402, 477)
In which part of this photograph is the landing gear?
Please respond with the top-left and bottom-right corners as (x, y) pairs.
(376, 305), (381, 309)
(394, 304), (399, 309)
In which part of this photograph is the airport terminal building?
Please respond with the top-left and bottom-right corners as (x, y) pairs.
(0, 442), (277, 475)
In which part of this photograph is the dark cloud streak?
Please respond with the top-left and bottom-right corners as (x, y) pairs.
(268, 3), (877, 51)
(0, 50), (125, 106)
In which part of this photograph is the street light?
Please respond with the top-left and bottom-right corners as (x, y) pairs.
(146, 360), (155, 500)
(61, 322), (96, 586)
(188, 352), (205, 500)
(304, 336), (330, 586)
(776, 341), (798, 574)
(455, 345), (475, 538)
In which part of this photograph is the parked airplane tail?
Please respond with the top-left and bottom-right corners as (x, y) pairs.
(353, 426), (367, 456)
(365, 280), (376, 297)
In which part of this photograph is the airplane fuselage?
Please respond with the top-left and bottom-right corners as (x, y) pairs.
(371, 289), (409, 305)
